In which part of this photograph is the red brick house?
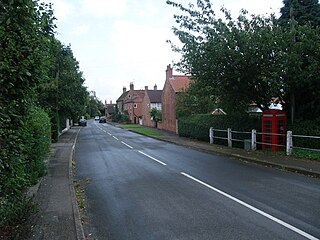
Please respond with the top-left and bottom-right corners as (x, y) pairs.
(116, 87), (128, 115)
(123, 83), (145, 124)
(161, 64), (190, 133)
(141, 85), (162, 127)
(104, 100), (116, 120)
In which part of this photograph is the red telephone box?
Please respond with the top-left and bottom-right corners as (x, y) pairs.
(262, 109), (287, 151)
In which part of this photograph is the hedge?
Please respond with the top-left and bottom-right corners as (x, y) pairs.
(178, 114), (261, 145)
(0, 107), (51, 232)
(178, 114), (320, 150)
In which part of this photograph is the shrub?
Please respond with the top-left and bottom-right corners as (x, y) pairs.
(178, 114), (261, 146)
(0, 107), (51, 232)
(288, 118), (320, 150)
(112, 114), (130, 123)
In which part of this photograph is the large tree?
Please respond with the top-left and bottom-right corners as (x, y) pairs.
(167, 1), (285, 114)
(279, 0), (320, 27)
(167, 0), (320, 120)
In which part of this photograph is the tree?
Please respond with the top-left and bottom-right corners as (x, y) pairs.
(167, 0), (320, 121)
(150, 108), (162, 128)
(0, 0), (56, 232)
(279, 0), (320, 27)
(167, 1), (285, 113)
(37, 39), (88, 139)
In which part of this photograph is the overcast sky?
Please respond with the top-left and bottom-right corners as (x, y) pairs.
(42, 0), (283, 103)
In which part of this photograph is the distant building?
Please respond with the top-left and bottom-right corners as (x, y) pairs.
(105, 100), (116, 120)
(141, 85), (162, 127)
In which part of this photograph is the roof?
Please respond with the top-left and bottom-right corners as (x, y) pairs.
(169, 75), (191, 93)
(147, 90), (162, 103)
(106, 104), (116, 114)
(117, 91), (129, 102)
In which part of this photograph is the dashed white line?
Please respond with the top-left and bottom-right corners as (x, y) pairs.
(180, 172), (318, 240)
(138, 151), (167, 166)
(112, 136), (119, 141)
(121, 141), (133, 149)
(107, 132), (112, 135)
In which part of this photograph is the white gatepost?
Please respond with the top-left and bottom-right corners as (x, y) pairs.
(251, 129), (257, 151)
(227, 128), (232, 148)
(286, 131), (293, 155)
(209, 127), (214, 144)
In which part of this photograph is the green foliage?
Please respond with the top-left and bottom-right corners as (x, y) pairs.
(22, 107), (51, 184)
(279, 0), (320, 28)
(150, 108), (162, 128)
(178, 114), (261, 143)
(167, 0), (320, 121)
(0, 0), (87, 234)
(111, 114), (130, 123)
(288, 118), (320, 150)
(120, 125), (164, 136)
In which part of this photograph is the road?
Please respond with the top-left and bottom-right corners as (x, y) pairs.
(75, 121), (320, 240)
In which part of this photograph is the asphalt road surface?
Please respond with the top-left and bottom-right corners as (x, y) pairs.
(75, 120), (320, 240)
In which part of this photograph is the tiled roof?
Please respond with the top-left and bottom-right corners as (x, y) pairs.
(106, 104), (116, 114)
(117, 91), (129, 101)
(147, 90), (162, 103)
(169, 75), (191, 93)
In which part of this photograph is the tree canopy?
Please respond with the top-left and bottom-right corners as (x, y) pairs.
(167, 0), (320, 120)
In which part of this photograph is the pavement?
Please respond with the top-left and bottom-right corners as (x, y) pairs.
(27, 124), (320, 240)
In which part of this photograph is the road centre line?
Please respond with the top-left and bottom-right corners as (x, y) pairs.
(138, 151), (167, 166)
(107, 132), (112, 135)
(112, 136), (119, 141)
(121, 141), (133, 149)
(180, 172), (318, 240)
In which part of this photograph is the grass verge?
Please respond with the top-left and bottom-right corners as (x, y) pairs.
(120, 125), (164, 136)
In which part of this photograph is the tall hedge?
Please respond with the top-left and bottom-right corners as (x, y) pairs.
(0, 107), (51, 230)
(178, 114), (261, 144)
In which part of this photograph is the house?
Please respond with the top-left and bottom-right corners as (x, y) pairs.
(161, 64), (191, 133)
(123, 82), (145, 124)
(104, 100), (116, 120)
(141, 85), (162, 127)
(116, 87), (128, 115)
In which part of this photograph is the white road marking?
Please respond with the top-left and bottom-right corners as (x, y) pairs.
(107, 132), (112, 135)
(138, 151), (167, 166)
(121, 141), (133, 149)
(112, 136), (119, 141)
(180, 172), (318, 240)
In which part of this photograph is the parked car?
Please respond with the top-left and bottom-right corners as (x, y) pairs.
(99, 117), (106, 123)
(94, 116), (100, 121)
(79, 118), (87, 126)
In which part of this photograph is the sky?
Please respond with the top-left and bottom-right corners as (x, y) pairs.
(42, 0), (284, 104)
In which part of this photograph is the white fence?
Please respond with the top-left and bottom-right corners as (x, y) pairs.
(209, 127), (320, 156)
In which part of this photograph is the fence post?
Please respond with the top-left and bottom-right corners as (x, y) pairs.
(286, 131), (293, 155)
(251, 129), (256, 151)
(227, 128), (232, 148)
(209, 127), (214, 144)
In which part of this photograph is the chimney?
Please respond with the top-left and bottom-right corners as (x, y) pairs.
(123, 86), (126, 93)
(110, 100), (112, 104)
(154, 84), (157, 90)
(145, 86), (148, 91)
(166, 64), (173, 80)
(130, 82), (134, 90)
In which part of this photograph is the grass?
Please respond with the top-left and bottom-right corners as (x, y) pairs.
(120, 125), (164, 136)
(293, 149), (320, 161)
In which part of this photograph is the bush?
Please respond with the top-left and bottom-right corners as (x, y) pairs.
(23, 107), (51, 184)
(112, 114), (131, 123)
(0, 107), (51, 233)
(288, 118), (320, 150)
(178, 114), (261, 145)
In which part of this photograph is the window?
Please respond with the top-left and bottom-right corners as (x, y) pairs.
(133, 103), (138, 108)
